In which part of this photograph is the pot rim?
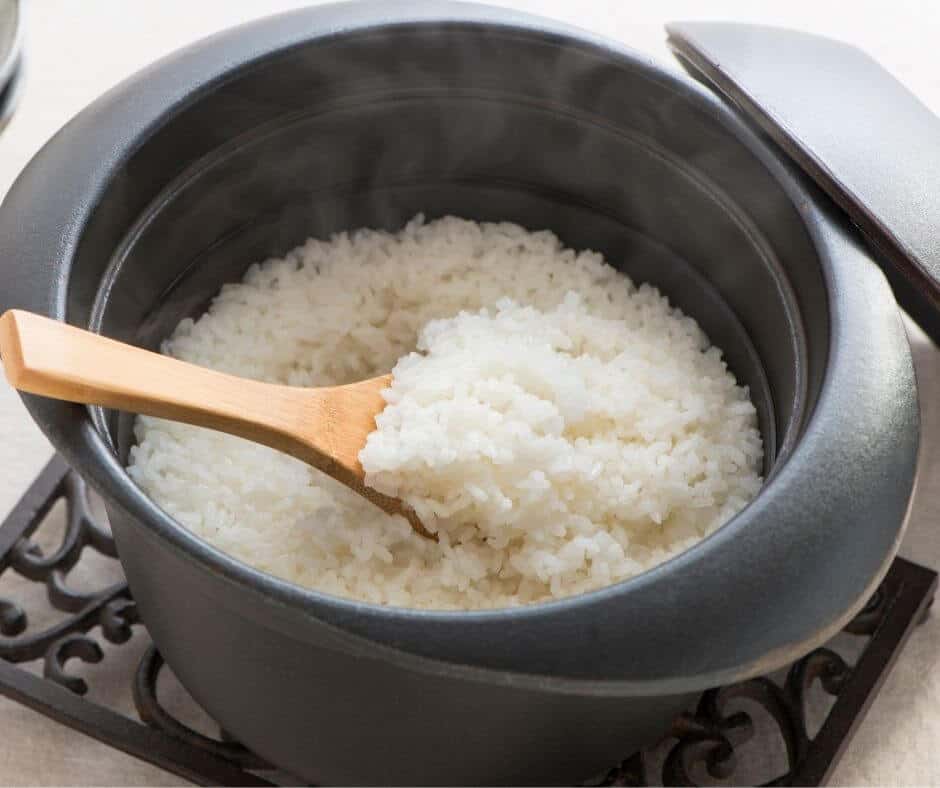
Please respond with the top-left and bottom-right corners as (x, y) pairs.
(0, 1), (919, 692)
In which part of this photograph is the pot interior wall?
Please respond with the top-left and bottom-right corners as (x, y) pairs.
(72, 24), (827, 484)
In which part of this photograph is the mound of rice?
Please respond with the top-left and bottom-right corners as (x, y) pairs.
(128, 216), (762, 609)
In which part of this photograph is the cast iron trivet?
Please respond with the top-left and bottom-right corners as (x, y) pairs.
(0, 456), (935, 787)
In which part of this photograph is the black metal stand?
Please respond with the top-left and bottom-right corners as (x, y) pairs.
(1, 456), (935, 786)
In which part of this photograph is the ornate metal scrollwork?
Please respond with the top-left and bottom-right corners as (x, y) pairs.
(0, 458), (132, 665)
(599, 565), (933, 787)
(654, 647), (852, 787)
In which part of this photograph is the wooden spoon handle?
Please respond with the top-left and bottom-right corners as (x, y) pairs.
(0, 310), (431, 537)
(0, 309), (302, 442)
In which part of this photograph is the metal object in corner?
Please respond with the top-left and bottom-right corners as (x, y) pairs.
(0, 0), (23, 134)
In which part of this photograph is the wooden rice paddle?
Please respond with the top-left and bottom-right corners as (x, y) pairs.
(0, 309), (432, 538)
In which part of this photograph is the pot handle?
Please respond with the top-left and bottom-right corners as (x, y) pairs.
(666, 22), (940, 343)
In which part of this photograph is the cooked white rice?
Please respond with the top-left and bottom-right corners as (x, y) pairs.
(128, 215), (762, 609)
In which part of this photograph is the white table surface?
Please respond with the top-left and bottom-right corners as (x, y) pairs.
(4, 1), (940, 784)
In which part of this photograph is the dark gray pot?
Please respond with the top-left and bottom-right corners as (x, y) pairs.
(0, 2), (918, 784)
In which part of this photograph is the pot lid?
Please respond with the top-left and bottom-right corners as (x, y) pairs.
(667, 22), (940, 342)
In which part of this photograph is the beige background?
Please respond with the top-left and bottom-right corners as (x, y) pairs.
(3, 0), (940, 784)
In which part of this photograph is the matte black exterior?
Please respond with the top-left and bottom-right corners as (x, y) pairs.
(0, 3), (919, 784)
